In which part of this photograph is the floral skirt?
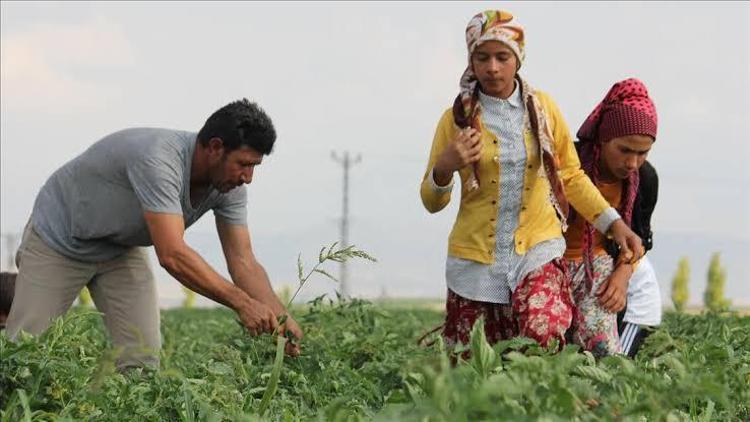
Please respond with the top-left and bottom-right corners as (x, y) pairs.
(567, 254), (620, 357)
(442, 258), (573, 351)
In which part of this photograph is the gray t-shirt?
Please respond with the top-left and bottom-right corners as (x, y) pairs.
(31, 128), (247, 262)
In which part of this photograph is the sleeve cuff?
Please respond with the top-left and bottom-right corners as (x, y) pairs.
(593, 207), (621, 234)
(428, 167), (454, 194)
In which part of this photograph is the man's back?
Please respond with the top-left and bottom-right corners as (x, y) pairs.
(31, 128), (246, 263)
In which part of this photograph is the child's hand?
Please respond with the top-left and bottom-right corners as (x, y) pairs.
(596, 264), (633, 313)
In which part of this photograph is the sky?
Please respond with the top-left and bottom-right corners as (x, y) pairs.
(1, 1), (749, 307)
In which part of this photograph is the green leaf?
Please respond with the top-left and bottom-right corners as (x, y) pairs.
(314, 268), (338, 282)
(297, 253), (304, 283)
(257, 336), (287, 416)
(17, 389), (32, 422)
(573, 365), (613, 384)
(318, 246), (326, 263)
(183, 384), (195, 422)
(207, 362), (232, 375)
(469, 318), (497, 378)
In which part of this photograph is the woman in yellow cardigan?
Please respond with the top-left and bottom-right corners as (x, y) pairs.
(420, 10), (643, 350)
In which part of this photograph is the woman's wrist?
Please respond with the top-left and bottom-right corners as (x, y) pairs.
(615, 258), (636, 274)
(432, 167), (454, 187)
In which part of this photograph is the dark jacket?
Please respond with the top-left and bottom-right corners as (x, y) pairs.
(625, 160), (658, 254)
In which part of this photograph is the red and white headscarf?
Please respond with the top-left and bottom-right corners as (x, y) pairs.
(577, 78), (657, 145)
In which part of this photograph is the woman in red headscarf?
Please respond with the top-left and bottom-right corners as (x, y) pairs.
(419, 10), (644, 352)
(564, 78), (658, 357)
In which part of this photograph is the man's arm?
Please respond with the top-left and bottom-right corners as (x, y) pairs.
(215, 219), (285, 314)
(215, 218), (303, 354)
(143, 211), (278, 335)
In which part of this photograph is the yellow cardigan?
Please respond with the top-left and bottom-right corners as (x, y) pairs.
(420, 90), (611, 264)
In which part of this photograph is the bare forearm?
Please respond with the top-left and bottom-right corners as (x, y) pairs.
(160, 246), (251, 312)
(231, 263), (286, 316)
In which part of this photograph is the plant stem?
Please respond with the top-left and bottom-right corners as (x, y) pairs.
(285, 261), (325, 310)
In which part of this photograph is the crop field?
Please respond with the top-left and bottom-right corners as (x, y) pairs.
(1, 298), (749, 421)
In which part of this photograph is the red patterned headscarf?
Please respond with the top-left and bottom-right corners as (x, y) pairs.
(576, 78), (657, 287)
(452, 10), (524, 191)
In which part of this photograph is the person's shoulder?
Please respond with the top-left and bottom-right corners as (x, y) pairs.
(532, 89), (569, 130)
(112, 128), (195, 173)
(128, 128), (194, 145)
(430, 107), (457, 137)
(532, 89), (559, 110)
(533, 88), (551, 99)
(106, 127), (193, 140)
(216, 184), (247, 206)
(573, 140), (584, 155)
(639, 160), (659, 187)
(133, 128), (195, 153)
(102, 127), (172, 139)
(640, 160), (657, 177)
(439, 107), (454, 123)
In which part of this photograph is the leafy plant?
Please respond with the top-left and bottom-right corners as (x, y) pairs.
(2, 262), (748, 421)
(704, 252), (731, 312)
(78, 287), (92, 307)
(181, 286), (196, 309)
(671, 256), (690, 312)
(258, 242), (376, 416)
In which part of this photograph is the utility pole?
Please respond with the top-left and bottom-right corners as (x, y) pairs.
(331, 151), (361, 297)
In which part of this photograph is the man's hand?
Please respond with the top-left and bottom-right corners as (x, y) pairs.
(433, 128), (482, 185)
(597, 264), (632, 313)
(279, 315), (304, 357)
(215, 221), (304, 356)
(237, 298), (278, 336)
(607, 219), (643, 264)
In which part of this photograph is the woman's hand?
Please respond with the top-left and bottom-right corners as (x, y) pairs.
(596, 263), (633, 313)
(607, 219), (643, 264)
(433, 128), (482, 186)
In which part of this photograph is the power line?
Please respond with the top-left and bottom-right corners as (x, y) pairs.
(331, 150), (361, 297)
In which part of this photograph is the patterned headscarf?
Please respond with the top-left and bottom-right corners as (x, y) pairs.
(453, 10), (525, 143)
(452, 10), (569, 227)
(575, 78), (657, 288)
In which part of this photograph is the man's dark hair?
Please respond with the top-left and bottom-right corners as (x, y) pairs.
(197, 98), (276, 154)
(0, 272), (17, 317)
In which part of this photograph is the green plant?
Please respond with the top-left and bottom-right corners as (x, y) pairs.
(78, 287), (92, 307)
(384, 312), (750, 420)
(671, 256), (690, 312)
(704, 252), (731, 312)
(181, 286), (196, 309)
(257, 242), (376, 416)
(2, 258), (748, 420)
